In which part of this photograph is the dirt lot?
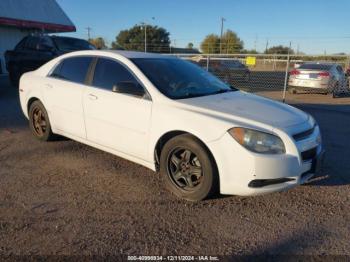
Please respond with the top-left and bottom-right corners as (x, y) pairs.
(0, 75), (350, 257)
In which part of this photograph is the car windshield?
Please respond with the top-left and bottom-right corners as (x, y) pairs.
(222, 60), (245, 68)
(132, 58), (237, 99)
(53, 37), (96, 51)
(299, 64), (333, 70)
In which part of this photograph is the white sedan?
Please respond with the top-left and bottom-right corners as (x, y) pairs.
(19, 50), (323, 201)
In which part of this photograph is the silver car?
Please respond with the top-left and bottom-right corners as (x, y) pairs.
(288, 63), (346, 95)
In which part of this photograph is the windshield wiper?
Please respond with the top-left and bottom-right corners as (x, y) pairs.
(211, 89), (233, 95)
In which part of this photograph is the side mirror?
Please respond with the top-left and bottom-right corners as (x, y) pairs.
(112, 82), (145, 97)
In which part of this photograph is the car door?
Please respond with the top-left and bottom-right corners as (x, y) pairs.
(83, 57), (152, 160)
(21, 36), (41, 73)
(335, 65), (346, 86)
(44, 56), (93, 138)
(35, 37), (56, 67)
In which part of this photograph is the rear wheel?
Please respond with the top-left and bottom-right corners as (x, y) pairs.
(160, 134), (219, 201)
(288, 88), (297, 94)
(29, 101), (55, 141)
(332, 82), (339, 98)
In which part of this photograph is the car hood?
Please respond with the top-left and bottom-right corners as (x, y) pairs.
(176, 91), (309, 128)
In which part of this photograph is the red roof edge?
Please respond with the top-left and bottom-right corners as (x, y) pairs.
(0, 17), (76, 32)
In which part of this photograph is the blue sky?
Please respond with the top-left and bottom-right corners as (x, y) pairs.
(57, 0), (350, 54)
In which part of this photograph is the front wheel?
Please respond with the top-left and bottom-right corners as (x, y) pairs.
(160, 134), (219, 201)
(29, 100), (55, 141)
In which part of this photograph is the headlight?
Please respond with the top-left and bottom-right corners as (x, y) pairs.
(228, 127), (285, 154)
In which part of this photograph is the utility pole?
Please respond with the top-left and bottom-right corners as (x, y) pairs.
(220, 17), (226, 54)
(141, 17), (155, 53)
(144, 23), (147, 53)
(140, 22), (148, 53)
(86, 27), (92, 40)
(265, 39), (269, 53)
(282, 41), (292, 103)
(254, 34), (258, 52)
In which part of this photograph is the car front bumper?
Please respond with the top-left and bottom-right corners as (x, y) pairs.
(207, 128), (323, 196)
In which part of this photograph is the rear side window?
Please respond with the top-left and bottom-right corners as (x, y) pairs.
(50, 57), (92, 84)
(25, 37), (40, 50)
(336, 66), (343, 73)
(299, 64), (332, 70)
(92, 58), (139, 90)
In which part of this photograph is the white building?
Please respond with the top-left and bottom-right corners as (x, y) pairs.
(0, 0), (76, 74)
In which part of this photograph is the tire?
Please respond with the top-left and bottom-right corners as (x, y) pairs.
(332, 82), (339, 98)
(28, 100), (55, 141)
(288, 88), (297, 94)
(160, 134), (219, 201)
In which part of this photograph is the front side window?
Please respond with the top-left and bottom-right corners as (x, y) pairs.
(132, 58), (236, 99)
(50, 57), (92, 84)
(92, 58), (141, 91)
(53, 37), (96, 51)
(39, 37), (55, 49)
(25, 37), (40, 50)
(299, 64), (332, 71)
(15, 37), (28, 50)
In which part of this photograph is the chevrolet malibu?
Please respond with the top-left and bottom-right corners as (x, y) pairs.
(19, 51), (323, 201)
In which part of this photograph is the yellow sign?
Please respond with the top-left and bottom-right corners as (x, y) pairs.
(246, 56), (256, 66)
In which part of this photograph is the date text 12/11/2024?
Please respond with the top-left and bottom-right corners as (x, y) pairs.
(127, 255), (219, 261)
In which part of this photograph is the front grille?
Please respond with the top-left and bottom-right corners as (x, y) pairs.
(301, 147), (317, 161)
(293, 126), (315, 141)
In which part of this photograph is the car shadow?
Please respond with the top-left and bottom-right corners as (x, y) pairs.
(239, 225), (329, 257)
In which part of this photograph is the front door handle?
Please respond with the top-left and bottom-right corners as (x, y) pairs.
(88, 94), (98, 100)
(45, 84), (53, 89)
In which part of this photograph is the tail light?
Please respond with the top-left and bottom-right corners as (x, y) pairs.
(290, 69), (300, 75)
(318, 71), (330, 78)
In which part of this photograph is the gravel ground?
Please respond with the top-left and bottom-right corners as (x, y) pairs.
(0, 75), (349, 258)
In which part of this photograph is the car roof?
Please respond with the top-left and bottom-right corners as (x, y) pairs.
(102, 50), (173, 59)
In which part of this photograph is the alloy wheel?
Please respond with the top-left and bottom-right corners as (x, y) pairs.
(167, 148), (203, 191)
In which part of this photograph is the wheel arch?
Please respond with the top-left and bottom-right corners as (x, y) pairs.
(153, 130), (219, 176)
(27, 97), (41, 115)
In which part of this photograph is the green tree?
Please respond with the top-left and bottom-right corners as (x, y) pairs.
(89, 37), (107, 50)
(241, 49), (259, 54)
(200, 34), (220, 54)
(200, 30), (243, 54)
(187, 42), (194, 49)
(221, 30), (243, 54)
(112, 24), (170, 53)
(265, 45), (294, 55)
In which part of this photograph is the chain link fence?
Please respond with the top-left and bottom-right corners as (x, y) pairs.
(171, 53), (350, 99)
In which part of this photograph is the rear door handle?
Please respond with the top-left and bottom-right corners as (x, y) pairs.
(45, 84), (53, 89)
(88, 94), (98, 100)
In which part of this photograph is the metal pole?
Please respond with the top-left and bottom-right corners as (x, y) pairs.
(220, 17), (225, 54)
(282, 41), (292, 103)
(206, 55), (210, 71)
(86, 27), (91, 40)
(144, 23), (147, 53)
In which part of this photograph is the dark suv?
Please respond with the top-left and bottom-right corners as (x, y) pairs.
(5, 35), (95, 86)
